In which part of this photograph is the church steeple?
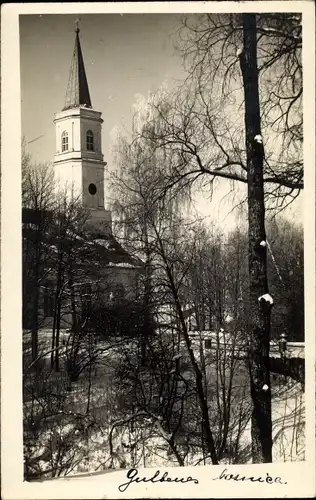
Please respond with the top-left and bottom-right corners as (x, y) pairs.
(54, 23), (112, 235)
(63, 25), (92, 111)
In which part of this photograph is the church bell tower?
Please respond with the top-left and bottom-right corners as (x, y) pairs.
(53, 25), (112, 234)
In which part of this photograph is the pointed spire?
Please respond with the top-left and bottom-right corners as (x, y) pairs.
(63, 23), (92, 110)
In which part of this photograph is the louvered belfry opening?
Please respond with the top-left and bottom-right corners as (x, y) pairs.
(63, 27), (92, 110)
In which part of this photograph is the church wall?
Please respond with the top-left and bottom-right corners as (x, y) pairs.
(82, 162), (105, 209)
(102, 266), (139, 302)
(72, 118), (81, 152)
(80, 116), (102, 155)
(36, 28), (143, 338)
(54, 161), (83, 200)
(55, 115), (81, 154)
(34, 265), (139, 333)
(54, 108), (105, 210)
(84, 210), (113, 236)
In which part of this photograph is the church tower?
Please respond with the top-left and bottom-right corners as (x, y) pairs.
(53, 25), (112, 234)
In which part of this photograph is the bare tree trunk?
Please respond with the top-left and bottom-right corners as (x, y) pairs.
(31, 229), (42, 367)
(68, 264), (78, 332)
(86, 334), (93, 414)
(201, 298), (206, 331)
(31, 264), (39, 365)
(51, 250), (63, 371)
(194, 302), (200, 331)
(141, 248), (151, 365)
(208, 297), (213, 330)
(239, 13), (272, 463)
(55, 294), (62, 373)
(140, 217), (153, 366)
(155, 230), (218, 464)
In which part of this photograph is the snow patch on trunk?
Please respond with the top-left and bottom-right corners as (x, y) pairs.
(258, 293), (274, 305)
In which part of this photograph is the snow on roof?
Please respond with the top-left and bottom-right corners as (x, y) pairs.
(22, 208), (141, 269)
(66, 229), (84, 241)
(93, 239), (112, 249)
(106, 262), (136, 268)
(91, 236), (142, 268)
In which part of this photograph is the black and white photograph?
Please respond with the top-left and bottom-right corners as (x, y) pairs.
(1, 2), (315, 499)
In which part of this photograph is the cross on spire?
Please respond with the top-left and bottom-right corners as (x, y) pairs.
(63, 22), (92, 110)
(74, 17), (80, 33)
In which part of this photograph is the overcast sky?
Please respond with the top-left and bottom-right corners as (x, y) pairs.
(20, 14), (185, 161)
(20, 13), (302, 229)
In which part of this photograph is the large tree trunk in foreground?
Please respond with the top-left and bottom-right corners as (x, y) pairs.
(31, 244), (40, 365)
(239, 14), (273, 463)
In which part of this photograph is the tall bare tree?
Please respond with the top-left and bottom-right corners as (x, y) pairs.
(118, 13), (302, 462)
(22, 142), (55, 363)
(112, 126), (219, 464)
(239, 14), (272, 463)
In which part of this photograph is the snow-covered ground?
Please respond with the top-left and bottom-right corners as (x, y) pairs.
(238, 379), (305, 463)
(23, 330), (305, 479)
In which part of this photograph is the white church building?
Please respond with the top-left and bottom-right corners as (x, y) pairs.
(22, 26), (142, 333)
(53, 25), (112, 235)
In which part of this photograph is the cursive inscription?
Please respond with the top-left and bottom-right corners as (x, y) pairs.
(118, 468), (199, 492)
(213, 468), (287, 484)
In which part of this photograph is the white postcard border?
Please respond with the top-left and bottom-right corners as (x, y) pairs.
(1, 2), (315, 499)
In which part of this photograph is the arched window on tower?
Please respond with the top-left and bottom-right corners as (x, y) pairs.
(86, 130), (94, 151)
(61, 131), (68, 152)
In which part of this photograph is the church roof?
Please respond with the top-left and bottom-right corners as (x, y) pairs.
(88, 235), (143, 269)
(63, 27), (92, 111)
(22, 208), (142, 270)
